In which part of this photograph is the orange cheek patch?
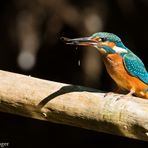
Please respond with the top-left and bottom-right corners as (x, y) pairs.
(92, 37), (100, 42)
(108, 42), (115, 48)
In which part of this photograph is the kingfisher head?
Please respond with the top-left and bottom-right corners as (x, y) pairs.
(62, 32), (128, 55)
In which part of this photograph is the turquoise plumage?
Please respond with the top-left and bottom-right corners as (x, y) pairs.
(93, 32), (148, 85)
(123, 52), (148, 85)
(92, 32), (121, 42)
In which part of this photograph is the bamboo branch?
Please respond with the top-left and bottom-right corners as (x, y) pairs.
(0, 70), (148, 141)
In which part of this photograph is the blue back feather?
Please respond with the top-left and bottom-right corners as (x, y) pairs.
(123, 52), (148, 85)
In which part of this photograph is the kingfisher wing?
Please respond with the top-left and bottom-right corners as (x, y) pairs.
(123, 52), (148, 84)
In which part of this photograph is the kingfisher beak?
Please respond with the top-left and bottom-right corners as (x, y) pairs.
(61, 37), (97, 46)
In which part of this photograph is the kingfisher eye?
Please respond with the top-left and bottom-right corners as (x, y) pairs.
(94, 37), (107, 42)
(101, 38), (107, 42)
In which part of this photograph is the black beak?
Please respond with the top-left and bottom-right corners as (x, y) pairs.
(61, 36), (97, 46)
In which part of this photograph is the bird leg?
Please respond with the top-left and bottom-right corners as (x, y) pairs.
(126, 88), (135, 96)
(116, 88), (135, 100)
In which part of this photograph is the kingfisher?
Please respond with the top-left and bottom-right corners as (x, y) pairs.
(62, 32), (148, 99)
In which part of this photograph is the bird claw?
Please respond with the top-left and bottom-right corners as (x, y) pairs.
(104, 91), (130, 101)
(104, 92), (116, 97)
(116, 92), (134, 100)
(116, 95), (127, 100)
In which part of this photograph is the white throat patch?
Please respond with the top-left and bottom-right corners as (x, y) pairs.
(113, 46), (128, 53)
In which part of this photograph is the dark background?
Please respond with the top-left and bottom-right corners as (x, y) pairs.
(0, 0), (148, 147)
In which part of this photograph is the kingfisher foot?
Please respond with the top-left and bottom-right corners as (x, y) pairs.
(126, 89), (135, 96)
(104, 87), (126, 98)
(104, 92), (117, 97)
(116, 88), (135, 100)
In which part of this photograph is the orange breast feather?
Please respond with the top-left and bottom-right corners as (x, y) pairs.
(103, 53), (148, 98)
